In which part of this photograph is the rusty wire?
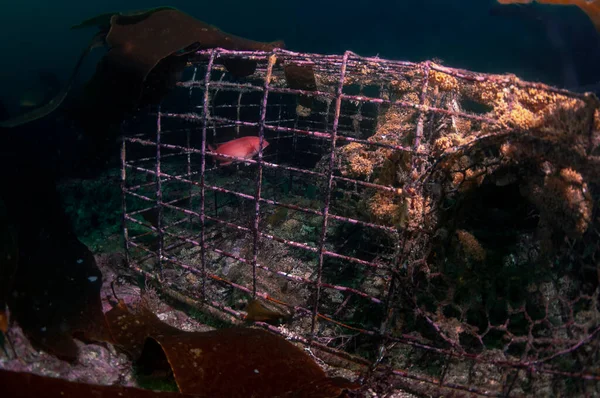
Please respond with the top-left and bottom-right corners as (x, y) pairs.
(121, 48), (600, 396)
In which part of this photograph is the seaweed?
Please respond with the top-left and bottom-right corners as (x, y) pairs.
(105, 300), (360, 397)
(496, 0), (600, 31)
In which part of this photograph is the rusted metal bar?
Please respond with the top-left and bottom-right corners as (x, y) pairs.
(185, 125), (192, 226)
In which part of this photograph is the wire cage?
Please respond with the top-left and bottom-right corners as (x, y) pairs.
(120, 48), (600, 396)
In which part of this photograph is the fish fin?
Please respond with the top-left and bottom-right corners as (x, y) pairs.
(268, 40), (285, 49)
(245, 299), (290, 325)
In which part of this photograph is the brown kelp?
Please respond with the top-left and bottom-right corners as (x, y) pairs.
(0, 162), (112, 361)
(0, 32), (103, 129)
(0, 198), (18, 334)
(0, 7), (284, 131)
(496, 0), (600, 31)
(105, 300), (360, 397)
(6, 229), (112, 361)
(70, 8), (284, 138)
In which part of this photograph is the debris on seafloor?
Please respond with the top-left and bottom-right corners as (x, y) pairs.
(496, 0), (600, 31)
(0, 368), (201, 398)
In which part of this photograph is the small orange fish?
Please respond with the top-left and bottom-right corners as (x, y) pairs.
(208, 136), (269, 166)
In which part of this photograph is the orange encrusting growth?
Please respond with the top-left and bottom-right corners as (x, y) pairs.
(496, 0), (600, 31)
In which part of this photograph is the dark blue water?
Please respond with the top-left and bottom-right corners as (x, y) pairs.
(1, 0), (599, 111)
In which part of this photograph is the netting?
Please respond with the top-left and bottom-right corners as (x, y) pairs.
(120, 48), (600, 396)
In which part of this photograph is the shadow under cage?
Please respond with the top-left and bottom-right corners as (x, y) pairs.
(121, 48), (600, 396)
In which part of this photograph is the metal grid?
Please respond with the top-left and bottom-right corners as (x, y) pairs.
(121, 48), (600, 396)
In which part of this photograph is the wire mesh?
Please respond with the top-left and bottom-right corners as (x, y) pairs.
(121, 48), (600, 396)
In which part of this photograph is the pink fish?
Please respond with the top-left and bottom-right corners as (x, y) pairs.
(208, 136), (270, 166)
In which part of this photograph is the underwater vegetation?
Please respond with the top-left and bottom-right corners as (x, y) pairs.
(108, 300), (359, 397)
(0, 6), (283, 130)
(0, 6), (318, 180)
(0, 7), (316, 148)
(0, 167), (112, 361)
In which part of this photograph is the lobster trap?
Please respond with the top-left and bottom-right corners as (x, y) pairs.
(121, 48), (600, 396)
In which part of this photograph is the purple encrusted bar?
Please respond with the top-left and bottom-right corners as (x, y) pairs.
(189, 81), (500, 124)
(124, 135), (411, 197)
(189, 47), (588, 100)
(134, 192), (393, 270)
(198, 49), (217, 299)
(155, 106), (165, 278)
(250, 54), (275, 297)
(123, 200), (390, 273)
(127, 118), (422, 158)
(127, 227), (600, 384)
(152, 225), (384, 304)
(309, 51), (350, 341)
(124, 163), (401, 234)
(120, 139), (131, 267)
